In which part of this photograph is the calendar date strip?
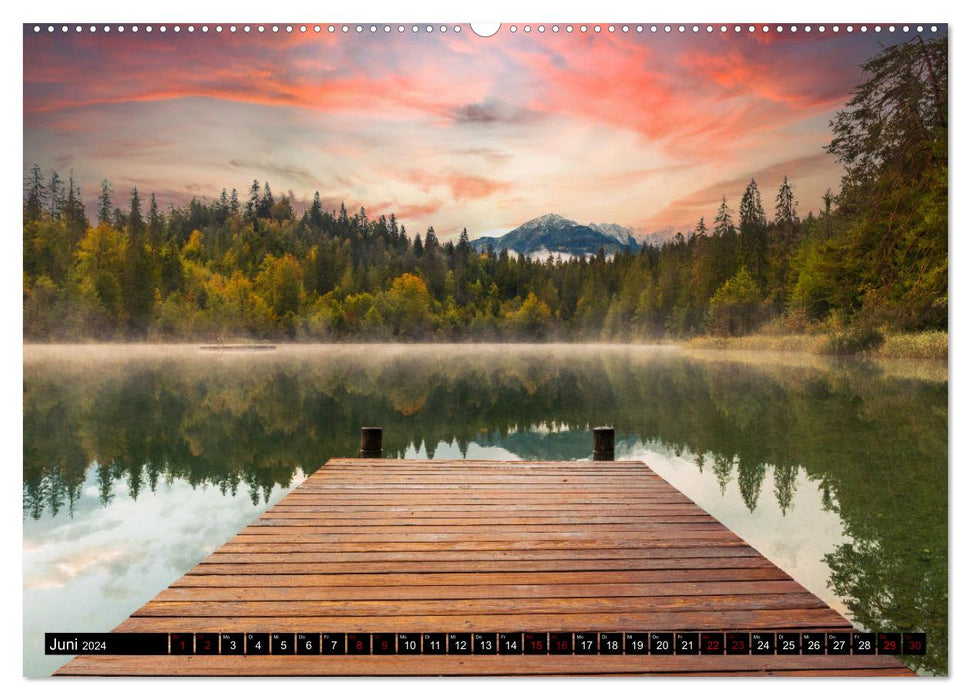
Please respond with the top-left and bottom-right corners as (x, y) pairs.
(46, 631), (926, 656)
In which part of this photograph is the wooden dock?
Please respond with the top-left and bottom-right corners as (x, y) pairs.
(56, 459), (913, 676)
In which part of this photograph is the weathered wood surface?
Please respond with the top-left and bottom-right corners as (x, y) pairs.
(56, 459), (913, 676)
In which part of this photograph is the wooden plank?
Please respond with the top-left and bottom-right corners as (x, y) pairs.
(186, 557), (803, 575)
(56, 654), (913, 677)
(111, 608), (853, 632)
(133, 593), (831, 618)
(153, 580), (809, 602)
(171, 569), (794, 588)
(56, 458), (914, 677)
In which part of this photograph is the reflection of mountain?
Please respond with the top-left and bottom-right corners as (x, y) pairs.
(23, 346), (946, 674)
(474, 429), (640, 462)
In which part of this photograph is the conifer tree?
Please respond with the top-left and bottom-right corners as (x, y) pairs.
(47, 170), (64, 221)
(24, 164), (46, 223)
(97, 179), (113, 225)
(128, 187), (144, 236)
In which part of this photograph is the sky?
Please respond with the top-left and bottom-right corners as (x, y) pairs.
(23, 24), (918, 240)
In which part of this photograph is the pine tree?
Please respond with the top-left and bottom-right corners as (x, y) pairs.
(713, 197), (735, 237)
(245, 179), (260, 221)
(148, 193), (163, 242)
(218, 188), (230, 220)
(259, 182), (275, 218)
(738, 179), (767, 286)
(308, 191), (324, 229)
(128, 187), (144, 236)
(62, 172), (89, 238)
(97, 179), (113, 225)
(47, 170), (64, 221)
(24, 164), (46, 223)
(774, 176), (798, 230)
(693, 217), (707, 237)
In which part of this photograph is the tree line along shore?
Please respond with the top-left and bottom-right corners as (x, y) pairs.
(23, 37), (946, 358)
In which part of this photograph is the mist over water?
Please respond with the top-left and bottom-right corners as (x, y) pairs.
(23, 344), (947, 676)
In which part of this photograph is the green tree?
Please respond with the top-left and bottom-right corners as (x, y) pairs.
(97, 179), (113, 225)
(824, 35), (947, 329)
(707, 267), (761, 336)
(24, 164), (45, 223)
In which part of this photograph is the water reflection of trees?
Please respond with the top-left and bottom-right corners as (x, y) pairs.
(23, 347), (946, 673)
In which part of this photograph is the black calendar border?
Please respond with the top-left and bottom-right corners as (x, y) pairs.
(45, 631), (926, 656)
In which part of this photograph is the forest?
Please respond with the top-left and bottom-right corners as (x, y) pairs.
(22, 36), (947, 343)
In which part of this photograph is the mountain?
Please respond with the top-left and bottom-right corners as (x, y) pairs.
(470, 214), (640, 258)
(641, 226), (679, 246)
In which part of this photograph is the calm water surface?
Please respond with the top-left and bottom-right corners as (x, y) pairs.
(23, 345), (947, 676)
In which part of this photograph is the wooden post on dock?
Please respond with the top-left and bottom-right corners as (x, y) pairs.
(360, 427), (383, 458)
(593, 426), (615, 461)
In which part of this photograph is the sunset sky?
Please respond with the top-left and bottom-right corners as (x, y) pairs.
(23, 25), (915, 239)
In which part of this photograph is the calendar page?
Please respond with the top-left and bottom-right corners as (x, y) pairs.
(23, 19), (947, 679)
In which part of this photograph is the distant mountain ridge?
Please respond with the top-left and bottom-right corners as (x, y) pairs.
(470, 214), (640, 258)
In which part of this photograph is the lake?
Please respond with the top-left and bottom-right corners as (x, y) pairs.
(22, 344), (947, 676)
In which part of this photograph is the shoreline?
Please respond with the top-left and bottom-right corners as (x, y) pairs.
(21, 332), (948, 363)
(684, 330), (948, 361)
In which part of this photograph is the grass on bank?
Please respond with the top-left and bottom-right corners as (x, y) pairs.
(685, 329), (947, 360)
